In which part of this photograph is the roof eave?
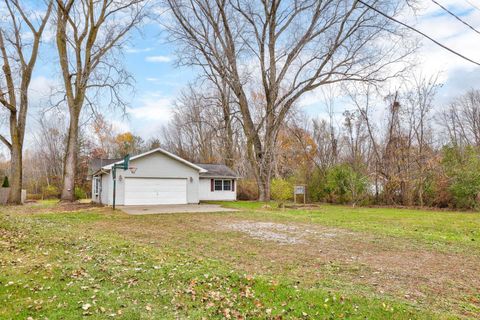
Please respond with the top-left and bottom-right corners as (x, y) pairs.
(200, 175), (241, 179)
(92, 168), (110, 176)
(101, 148), (207, 172)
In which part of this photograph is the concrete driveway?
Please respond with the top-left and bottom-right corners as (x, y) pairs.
(118, 203), (238, 215)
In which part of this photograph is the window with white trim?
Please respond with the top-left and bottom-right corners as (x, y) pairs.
(214, 179), (232, 191)
(223, 180), (231, 191)
(214, 179), (223, 191)
(93, 177), (101, 195)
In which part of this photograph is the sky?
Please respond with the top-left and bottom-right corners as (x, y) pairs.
(7, 0), (480, 153)
(119, 0), (480, 138)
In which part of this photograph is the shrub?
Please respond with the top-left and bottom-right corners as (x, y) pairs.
(2, 176), (9, 188)
(237, 179), (258, 200)
(306, 168), (327, 202)
(27, 193), (42, 201)
(74, 187), (88, 200)
(42, 185), (59, 199)
(325, 164), (368, 205)
(270, 178), (293, 202)
(442, 146), (480, 209)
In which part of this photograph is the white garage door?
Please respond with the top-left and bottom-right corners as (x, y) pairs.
(124, 178), (187, 205)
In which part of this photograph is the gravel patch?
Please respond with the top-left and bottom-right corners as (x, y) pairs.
(219, 220), (340, 244)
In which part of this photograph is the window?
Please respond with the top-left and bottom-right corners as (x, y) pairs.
(213, 179), (232, 191)
(93, 177), (101, 195)
(214, 179), (223, 191)
(223, 180), (231, 191)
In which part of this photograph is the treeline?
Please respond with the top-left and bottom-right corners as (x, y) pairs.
(160, 80), (480, 210)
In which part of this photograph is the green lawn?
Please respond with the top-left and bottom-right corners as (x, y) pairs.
(1, 201), (479, 319)
(219, 201), (480, 254)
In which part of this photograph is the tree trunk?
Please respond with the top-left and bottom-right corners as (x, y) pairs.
(8, 141), (22, 204)
(257, 171), (271, 202)
(223, 112), (234, 168)
(61, 112), (79, 201)
(254, 144), (275, 202)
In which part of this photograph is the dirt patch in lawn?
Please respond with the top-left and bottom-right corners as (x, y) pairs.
(218, 220), (347, 244)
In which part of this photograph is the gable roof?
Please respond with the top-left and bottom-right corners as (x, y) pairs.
(195, 163), (238, 178)
(100, 148), (207, 173)
(89, 158), (122, 175)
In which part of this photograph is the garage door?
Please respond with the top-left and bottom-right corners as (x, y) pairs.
(124, 178), (187, 205)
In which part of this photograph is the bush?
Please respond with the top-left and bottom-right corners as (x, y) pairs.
(325, 164), (368, 205)
(306, 168), (327, 202)
(270, 178), (293, 202)
(442, 146), (480, 209)
(42, 185), (59, 199)
(74, 187), (88, 200)
(2, 176), (9, 188)
(27, 193), (42, 201)
(237, 179), (258, 200)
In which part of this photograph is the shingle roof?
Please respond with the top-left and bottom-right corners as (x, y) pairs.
(89, 158), (121, 175)
(195, 163), (238, 178)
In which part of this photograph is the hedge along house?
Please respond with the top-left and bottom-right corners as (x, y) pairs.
(90, 148), (238, 205)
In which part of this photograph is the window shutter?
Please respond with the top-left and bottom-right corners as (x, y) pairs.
(211, 179), (214, 192)
(232, 179), (235, 192)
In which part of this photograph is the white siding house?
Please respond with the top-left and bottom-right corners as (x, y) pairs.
(90, 148), (238, 205)
(196, 163), (237, 201)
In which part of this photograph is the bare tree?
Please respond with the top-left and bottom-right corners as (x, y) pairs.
(404, 75), (438, 206)
(312, 118), (340, 171)
(166, 0), (415, 200)
(24, 112), (67, 195)
(55, 0), (148, 201)
(0, 0), (52, 203)
(162, 83), (241, 165)
(438, 89), (480, 147)
(342, 109), (369, 171)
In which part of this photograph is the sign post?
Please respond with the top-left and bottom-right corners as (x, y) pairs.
(294, 185), (306, 204)
(112, 154), (130, 210)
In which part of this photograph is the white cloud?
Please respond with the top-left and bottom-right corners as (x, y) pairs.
(127, 93), (174, 138)
(145, 55), (172, 63)
(412, 1), (480, 74)
(125, 47), (153, 54)
(28, 76), (58, 108)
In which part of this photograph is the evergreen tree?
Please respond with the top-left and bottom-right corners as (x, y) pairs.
(2, 176), (10, 188)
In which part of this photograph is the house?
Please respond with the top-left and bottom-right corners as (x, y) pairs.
(90, 148), (238, 205)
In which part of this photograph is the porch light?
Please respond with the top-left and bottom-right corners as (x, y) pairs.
(129, 167), (137, 174)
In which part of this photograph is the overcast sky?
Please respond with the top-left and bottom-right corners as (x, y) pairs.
(9, 0), (480, 154)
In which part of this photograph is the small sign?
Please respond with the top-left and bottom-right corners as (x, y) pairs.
(294, 185), (305, 195)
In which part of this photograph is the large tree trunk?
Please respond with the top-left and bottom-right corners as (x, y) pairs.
(222, 106), (234, 168)
(7, 109), (24, 204)
(61, 112), (79, 201)
(8, 140), (22, 204)
(257, 168), (272, 202)
(253, 137), (275, 202)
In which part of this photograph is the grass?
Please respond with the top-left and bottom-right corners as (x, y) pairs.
(1, 201), (479, 319)
(220, 201), (480, 253)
